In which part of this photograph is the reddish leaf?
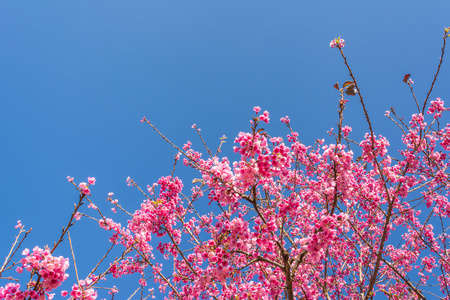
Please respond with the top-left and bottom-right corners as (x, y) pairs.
(403, 74), (411, 83)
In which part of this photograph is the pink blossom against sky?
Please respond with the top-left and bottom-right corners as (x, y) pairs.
(0, 1), (449, 298)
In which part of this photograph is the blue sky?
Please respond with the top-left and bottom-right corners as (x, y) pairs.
(1, 1), (449, 298)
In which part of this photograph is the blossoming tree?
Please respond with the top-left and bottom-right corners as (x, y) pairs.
(1, 27), (450, 300)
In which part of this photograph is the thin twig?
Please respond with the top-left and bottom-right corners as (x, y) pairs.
(68, 231), (80, 285)
(422, 30), (448, 114)
(0, 226), (32, 275)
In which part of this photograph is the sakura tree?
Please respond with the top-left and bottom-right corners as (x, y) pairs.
(2, 27), (450, 300)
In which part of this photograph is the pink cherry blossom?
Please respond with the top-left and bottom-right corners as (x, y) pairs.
(342, 125), (352, 137)
(330, 37), (345, 48)
(280, 116), (290, 124)
(88, 177), (96, 185)
(427, 97), (447, 118)
(15, 220), (22, 229)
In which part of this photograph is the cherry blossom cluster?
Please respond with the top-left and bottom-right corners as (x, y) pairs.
(0, 246), (71, 299)
(61, 279), (97, 300)
(329, 37), (345, 48)
(0, 283), (41, 300)
(19, 247), (69, 291)
(78, 177), (96, 195)
(428, 97), (447, 118)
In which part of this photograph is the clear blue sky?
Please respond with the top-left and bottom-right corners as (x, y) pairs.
(1, 1), (449, 298)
